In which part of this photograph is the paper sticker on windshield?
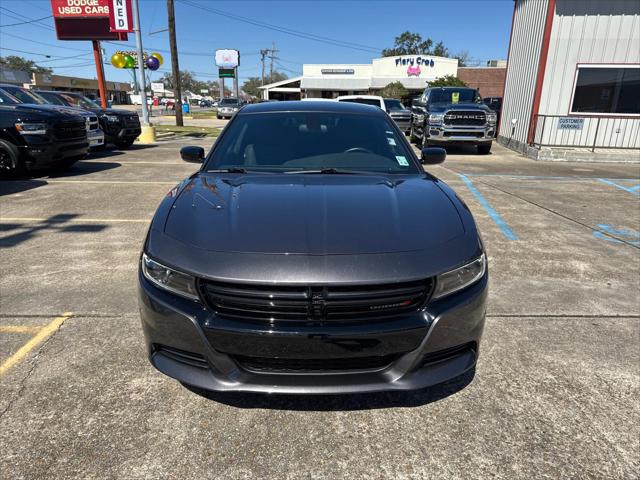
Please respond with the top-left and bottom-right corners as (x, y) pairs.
(396, 156), (409, 166)
(452, 92), (460, 103)
(387, 137), (397, 146)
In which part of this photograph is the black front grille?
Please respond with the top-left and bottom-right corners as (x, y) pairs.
(233, 354), (399, 373)
(52, 120), (86, 140)
(200, 279), (433, 324)
(444, 111), (486, 126)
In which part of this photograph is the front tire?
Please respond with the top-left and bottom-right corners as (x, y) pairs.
(0, 139), (23, 177)
(477, 143), (492, 155)
(114, 138), (135, 149)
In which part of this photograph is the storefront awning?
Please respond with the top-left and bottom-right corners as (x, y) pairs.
(301, 77), (371, 90)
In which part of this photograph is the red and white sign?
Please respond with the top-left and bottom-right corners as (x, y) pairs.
(109, 0), (133, 33)
(51, 0), (110, 18)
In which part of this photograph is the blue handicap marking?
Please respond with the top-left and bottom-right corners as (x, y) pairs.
(597, 179), (640, 197)
(593, 223), (640, 246)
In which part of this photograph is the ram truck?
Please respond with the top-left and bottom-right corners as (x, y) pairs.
(409, 87), (496, 154)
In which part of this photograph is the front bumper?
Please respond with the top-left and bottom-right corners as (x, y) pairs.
(88, 129), (104, 147)
(138, 270), (488, 394)
(19, 135), (89, 170)
(427, 124), (495, 143)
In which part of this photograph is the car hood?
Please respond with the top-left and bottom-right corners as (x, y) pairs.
(164, 173), (465, 255)
(2, 103), (84, 120)
(430, 103), (492, 113)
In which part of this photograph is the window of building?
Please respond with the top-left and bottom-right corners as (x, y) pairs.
(570, 65), (640, 115)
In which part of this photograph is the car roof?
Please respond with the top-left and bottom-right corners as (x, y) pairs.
(336, 95), (383, 101)
(241, 100), (385, 114)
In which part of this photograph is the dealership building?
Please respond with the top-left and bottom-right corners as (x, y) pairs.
(260, 54), (459, 100)
(499, 0), (640, 160)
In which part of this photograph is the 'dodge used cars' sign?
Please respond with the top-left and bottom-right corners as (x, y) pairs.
(51, 0), (109, 18)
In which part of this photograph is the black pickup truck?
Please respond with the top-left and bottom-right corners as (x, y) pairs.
(0, 88), (88, 174)
(35, 90), (141, 149)
(409, 87), (497, 154)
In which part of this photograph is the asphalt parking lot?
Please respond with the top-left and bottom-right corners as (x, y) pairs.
(1, 139), (638, 479)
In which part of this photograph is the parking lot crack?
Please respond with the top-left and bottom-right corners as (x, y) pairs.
(0, 315), (72, 422)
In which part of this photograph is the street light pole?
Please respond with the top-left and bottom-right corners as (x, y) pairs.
(132, 0), (149, 126)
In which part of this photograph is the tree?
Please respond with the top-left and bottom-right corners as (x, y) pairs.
(428, 75), (468, 87)
(242, 71), (288, 98)
(382, 31), (433, 57)
(378, 81), (408, 100)
(0, 55), (52, 74)
(160, 70), (204, 93)
(454, 50), (471, 67)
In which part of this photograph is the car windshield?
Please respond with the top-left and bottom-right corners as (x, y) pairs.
(207, 111), (419, 174)
(339, 98), (382, 107)
(0, 88), (19, 104)
(59, 94), (100, 109)
(219, 98), (239, 105)
(384, 99), (405, 111)
(37, 91), (68, 106)
(3, 86), (46, 104)
(430, 88), (480, 104)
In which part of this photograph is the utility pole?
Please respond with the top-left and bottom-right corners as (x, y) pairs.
(260, 48), (268, 86)
(167, 0), (183, 127)
(269, 41), (279, 81)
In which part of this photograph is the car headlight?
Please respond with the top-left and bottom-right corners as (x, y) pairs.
(15, 122), (47, 135)
(141, 253), (199, 301)
(104, 115), (120, 123)
(432, 253), (486, 300)
(487, 112), (497, 125)
(429, 113), (444, 124)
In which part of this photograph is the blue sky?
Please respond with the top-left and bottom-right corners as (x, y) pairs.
(0, 0), (514, 85)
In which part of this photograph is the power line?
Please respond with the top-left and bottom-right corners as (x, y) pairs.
(177, 0), (381, 53)
(0, 14), (53, 27)
(0, 32), (91, 52)
(0, 47), (91, 62)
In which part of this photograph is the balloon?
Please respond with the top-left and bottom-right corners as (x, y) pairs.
(110, 53), (126, 69)
(123, 54), (136, 69)
(145, 56), (160, 71)
(150, 52), (163, 66)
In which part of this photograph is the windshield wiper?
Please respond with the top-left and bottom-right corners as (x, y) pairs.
(283, 168), (362, 175)
(206, 167), (249, 173)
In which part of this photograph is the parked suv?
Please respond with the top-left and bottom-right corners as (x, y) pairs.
(34, 90), (140, 149)
(0, 88), (88, 174)
(337, 95), (411, 133)
(1, 84), (103, 150)
(216, 98), (242, 119)
(410, 87), (496, 154)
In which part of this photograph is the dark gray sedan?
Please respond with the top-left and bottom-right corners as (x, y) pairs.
(138, 101), (487, 395)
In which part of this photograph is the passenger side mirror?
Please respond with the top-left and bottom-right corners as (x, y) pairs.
(421, 147), (446, 165)
(180, 146), (204, 163)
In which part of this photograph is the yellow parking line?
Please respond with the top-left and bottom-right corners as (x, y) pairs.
(0, 217), (150, 224)
(0, 312), (73, 376)
(0, 325), (43, 334)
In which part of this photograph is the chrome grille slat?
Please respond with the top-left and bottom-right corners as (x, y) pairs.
(443, 110), (486, 126)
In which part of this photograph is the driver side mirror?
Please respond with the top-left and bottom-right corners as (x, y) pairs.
(180, 146), (204, 163)
(421, 147), (446, 165)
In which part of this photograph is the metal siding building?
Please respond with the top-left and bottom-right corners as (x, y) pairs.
(498, 0), (640, 157)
